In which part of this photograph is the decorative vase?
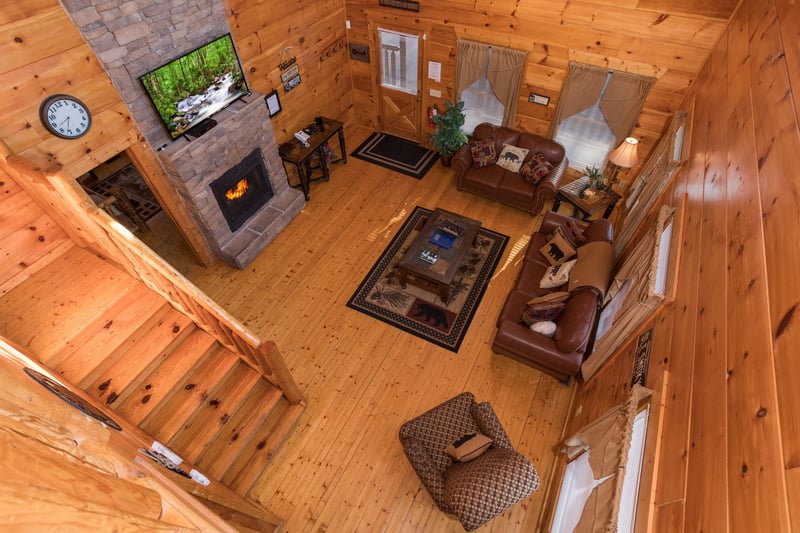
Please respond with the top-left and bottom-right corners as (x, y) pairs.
(440, 154), (453, 167)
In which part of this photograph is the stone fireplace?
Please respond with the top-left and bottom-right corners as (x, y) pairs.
(61, 0), (303, 269)
(210, 149), (274, 233)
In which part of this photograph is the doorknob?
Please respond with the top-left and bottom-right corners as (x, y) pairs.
(416, 91), (422, 103)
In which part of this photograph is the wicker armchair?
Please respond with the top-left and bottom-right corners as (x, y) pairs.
(399, 392), (540, 531)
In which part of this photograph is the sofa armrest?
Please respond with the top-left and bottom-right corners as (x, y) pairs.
(539, 211), (590, 236)
(471, 402), (513, 450)
(527, 156), (568, 215)
(493, 321), (583, 379)
(451, 143), (473, 188)
(400, 436), (450, 511)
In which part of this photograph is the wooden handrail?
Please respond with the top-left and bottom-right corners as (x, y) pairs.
(1, 148), (305, 406)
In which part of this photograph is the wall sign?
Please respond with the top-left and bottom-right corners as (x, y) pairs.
(279, 48), (302, 93)
(379, 0), (420, 11)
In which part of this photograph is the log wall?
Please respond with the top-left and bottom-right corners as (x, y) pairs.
(343, 0), (734, 181)
(562, 1), (800, 531)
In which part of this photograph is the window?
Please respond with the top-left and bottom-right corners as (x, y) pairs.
(554, 72), (616, 171)
(460, 52), (505, 134)
(378, 29), (418, 94)
(551, 63), (655, 172)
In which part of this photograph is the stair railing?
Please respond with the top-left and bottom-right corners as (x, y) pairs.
(1, 148), (305, 406)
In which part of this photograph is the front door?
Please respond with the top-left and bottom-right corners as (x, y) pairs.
(377, 27), (422, 142)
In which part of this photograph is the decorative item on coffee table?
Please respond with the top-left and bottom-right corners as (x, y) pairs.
(552, 175), (621, 220)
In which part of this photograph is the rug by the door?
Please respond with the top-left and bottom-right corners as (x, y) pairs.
(346, 206), (508, 352)
(351, 132), (439, 179)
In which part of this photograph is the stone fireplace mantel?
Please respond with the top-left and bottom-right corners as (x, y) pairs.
(158, 92), (304, 269)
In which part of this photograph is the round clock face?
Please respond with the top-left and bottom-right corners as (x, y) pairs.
(39, 94), (92, 139)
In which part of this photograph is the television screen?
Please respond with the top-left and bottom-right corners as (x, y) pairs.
(140, 33), (249, 140)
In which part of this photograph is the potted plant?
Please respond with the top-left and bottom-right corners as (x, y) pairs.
(430, 101), (467, 166)
(581, 165), (606, 198)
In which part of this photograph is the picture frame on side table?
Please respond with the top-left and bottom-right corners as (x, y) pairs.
(265, 90), (282, 117)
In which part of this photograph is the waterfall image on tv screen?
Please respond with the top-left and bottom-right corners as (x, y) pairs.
(140, 34), (249, 139)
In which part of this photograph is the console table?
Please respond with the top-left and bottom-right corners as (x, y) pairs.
(552, 176), (621, 220)
(278, 117), (347, 200)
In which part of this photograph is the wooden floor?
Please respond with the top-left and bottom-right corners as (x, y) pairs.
(141, 124), (574, 532)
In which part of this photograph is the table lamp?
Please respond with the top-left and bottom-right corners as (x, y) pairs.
(606, 137), (639, 191)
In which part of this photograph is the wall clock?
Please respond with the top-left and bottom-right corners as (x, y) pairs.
(39, 94), (92, 139)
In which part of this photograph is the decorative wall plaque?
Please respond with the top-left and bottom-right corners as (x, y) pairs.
(379, 0), (420, 12)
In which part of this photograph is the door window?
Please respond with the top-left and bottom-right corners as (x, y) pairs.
(378, 29), (418, 94)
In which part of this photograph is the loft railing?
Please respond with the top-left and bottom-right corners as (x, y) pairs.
(1, 147), (305, 406)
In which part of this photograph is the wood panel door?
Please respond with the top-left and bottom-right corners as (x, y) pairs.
(376, 27), (423, 142)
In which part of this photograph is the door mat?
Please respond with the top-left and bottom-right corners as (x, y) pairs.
(346, 206), (508, 352)
(351, 132), (439, 179)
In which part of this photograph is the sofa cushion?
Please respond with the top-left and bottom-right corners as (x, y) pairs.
(470, 138), (497, 168)
(520, 153), (553, 185)
(539, 259), (577, 289)
(460, 163), (507, 196)
(521, 301), (566, 325)
(529, 320), (557, 337)
(496, 144), (529, 172)
(562, 217), (588, 246)
(540, 227), (577, 265)
(553, 288), (599, 353)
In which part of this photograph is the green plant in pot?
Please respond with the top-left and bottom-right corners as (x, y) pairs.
(582, 165), (606, 198)
(430, 101), (467, 166)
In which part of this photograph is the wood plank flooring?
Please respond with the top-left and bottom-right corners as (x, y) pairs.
(140, 124), (574, 532)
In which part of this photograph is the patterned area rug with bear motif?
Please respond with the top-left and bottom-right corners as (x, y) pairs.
(346, 206), (508, 352)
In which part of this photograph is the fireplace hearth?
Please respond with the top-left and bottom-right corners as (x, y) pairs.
(210, 150), (274, 232)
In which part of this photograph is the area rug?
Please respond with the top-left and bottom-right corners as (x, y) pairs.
(351, 132), (439, 179)
(346, 206), (508, 352)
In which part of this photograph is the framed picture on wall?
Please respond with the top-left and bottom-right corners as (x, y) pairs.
(265, 90), (282, 117)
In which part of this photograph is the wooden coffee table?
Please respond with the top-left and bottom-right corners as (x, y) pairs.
(398, 208), (481, 304)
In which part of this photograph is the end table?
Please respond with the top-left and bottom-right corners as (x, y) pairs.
(551, 176), (621, 220)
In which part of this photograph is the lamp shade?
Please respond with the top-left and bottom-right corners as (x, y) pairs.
(608, 137), (640, 168)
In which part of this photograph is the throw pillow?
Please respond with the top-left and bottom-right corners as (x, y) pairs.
(562, 218), (587, 246)
(540, 259), (578, 289)
(521, 301), (566, 325)
(495, 144), (530, 173)
(526, 291), (570, 305)
(470, 138), (497, 168)
(529, 320), (557, 337)
(445, 433), (493, 462)
(539, 227), (577, 265)
(520, 152), (554, 185)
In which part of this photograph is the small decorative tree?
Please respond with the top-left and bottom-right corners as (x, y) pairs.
(584, 165), (606, 190)
(430, 101), (467, 166)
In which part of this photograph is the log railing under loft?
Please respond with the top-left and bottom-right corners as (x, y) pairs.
(1, 147), (305, 406)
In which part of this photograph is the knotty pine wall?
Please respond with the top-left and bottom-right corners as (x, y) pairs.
(563, 1), (800, 531)
(223, 0), (355, 145)
(343, 0), (734, 182)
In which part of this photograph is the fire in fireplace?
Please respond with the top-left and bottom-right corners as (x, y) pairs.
(210, 149), (274, 232)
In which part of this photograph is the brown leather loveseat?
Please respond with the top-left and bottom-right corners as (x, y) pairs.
(492, 212), (615, 381)
(451, 123), (568, 214)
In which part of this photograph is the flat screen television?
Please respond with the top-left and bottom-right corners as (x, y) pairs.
(139, 33), (249, 140)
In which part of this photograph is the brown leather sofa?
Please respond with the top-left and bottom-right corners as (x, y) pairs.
(492, 212), (614, 381)
(451, 123), (568, 214)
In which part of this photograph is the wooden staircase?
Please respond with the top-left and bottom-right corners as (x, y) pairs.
(0, 243), (303, 497)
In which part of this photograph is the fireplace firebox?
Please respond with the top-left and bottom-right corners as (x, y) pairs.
(210, 149), (274, 232)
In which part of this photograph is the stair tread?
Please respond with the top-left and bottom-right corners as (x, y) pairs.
(0, 246), (139, 358)
(196, 381), (285, 480)
(167, 360), (262, 463)
(224, 402), (306, 496)
(80, 306), (196, 408)
(114, 328), (219, 425)
(43, 286), (167, 383)
(140, 345), (238, 443)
